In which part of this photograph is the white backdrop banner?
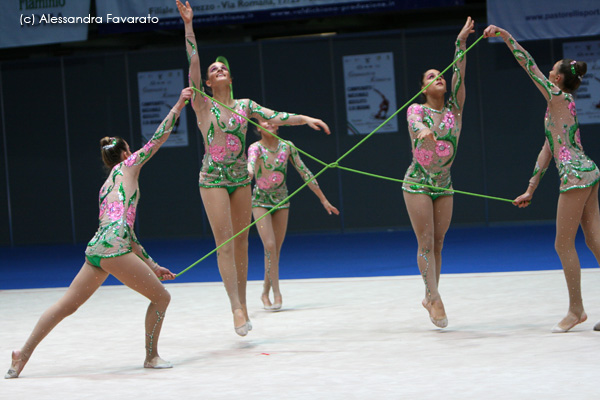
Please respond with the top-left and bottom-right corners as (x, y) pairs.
(487, 0), (600, 41)
(0, 1), (91, 49)
(343, 52), (397, 135)
(137, 69), (189, 148)
(563, 40), (600, 125)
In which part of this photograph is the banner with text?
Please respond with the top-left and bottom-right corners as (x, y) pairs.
(95, 0), (463, 33)
(343, 52), (397, 135)
(138, 69), (189, 148)
(487, 0), (600, 41)
(563, 40), (600, 125)
(0, 1), (91, 49)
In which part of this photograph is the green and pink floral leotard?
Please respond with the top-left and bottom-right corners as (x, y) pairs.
(195, 98), (307, 190)
(247, 140), (318, 209)
(85, 110), (179, 267)
(184, 37), (307, 191)
(502, 35), (600, 192)
(402, 39), (468, 199)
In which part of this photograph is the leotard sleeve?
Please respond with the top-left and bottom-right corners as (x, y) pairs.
(123, 108), (180, 169)
(288, 141), (318, 187)
(502, 34), (555, 101)
(528, 139), (552, 190)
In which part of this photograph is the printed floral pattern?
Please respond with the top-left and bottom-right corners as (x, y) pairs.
(441, 112), (455, 130)
(413, 148), (434, 166)
(271, 173), (283, 185)
(568, 101), (577, 117)
(210, 145), (226, 162)
(226, 134), (240, 153)
(407, 104), (423, 117)
(106, 201), (124, 222)
(233, 107), (247, 124)
(124, 154), (136, 167)
(256, 177), (270, 190)
(126, 205), (136, 228)
(276, 152), (287, 164)
(435, 141), (451, 157)
(559, 146), (571, 163)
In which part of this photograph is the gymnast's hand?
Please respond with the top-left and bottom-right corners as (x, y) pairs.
(303, 116), (331, 135)
(457, 16), (475, 42)
(417, 128), (435, 142)
(155, 266), (177, 281)
(513, 191), (532, 208)
(483, 25), (508, 40)
(176, 0), (193, 23)
(322, 200), (340, 216)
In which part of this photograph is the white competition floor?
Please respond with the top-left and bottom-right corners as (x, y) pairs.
(2, 270), (599, 399)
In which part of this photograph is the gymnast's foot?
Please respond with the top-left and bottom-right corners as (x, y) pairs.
(233, 308), (248, 337)
(241, 305), (252, 331)
(144, 356), (173, 369)
(269, 294), (282, 311)
(594, 321), (600, 331)
(422, 298), (448, 329)
(551, 311), (587, 333)
(4, 350), (26, 379)
(261, 293), (272, 310)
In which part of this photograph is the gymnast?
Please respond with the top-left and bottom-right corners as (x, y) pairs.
(248, 120), (339, 311)
(4, 88), (192, 379)
(484, 25), (600, 333)
(176, 0), (331, 336)
(402, 17), (475, 328)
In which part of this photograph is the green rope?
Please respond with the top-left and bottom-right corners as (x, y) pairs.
(192, 87), (330, 168)
(174, 162), (332, 278)
(336, 165), (514, 203)
(336, 33), (486, 165)
(175, 33), (508, 277)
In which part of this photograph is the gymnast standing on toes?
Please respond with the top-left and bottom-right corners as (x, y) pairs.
(4, 88), (192, 379)
(402, 17), (475, 329)
(248, 121), (339, 311)
(176, 0), (331, 336)
(484, 25), (600, 333)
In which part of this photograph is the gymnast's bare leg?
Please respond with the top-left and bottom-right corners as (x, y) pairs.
(6, 255), (171, 378)
(553, 186), (593, 332)
(102, 253), (172, 367)
(579, 183), (600, 331)
(200, 186), (250, 335)
(404, 191), (451, 328)
(6, 263), (107, 378)
(253, 207), (289, 310)
(229, 185), (253, 323)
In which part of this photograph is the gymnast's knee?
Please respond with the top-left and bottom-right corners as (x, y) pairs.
(584, 235), (600, 254)
(151, 288), (171, 307)
(54, 301), (83, 318)
(262, 239), (277, 255)
(554, 239), (575, 256)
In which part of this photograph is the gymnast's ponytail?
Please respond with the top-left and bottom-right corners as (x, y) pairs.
(100, 136), (127, 171)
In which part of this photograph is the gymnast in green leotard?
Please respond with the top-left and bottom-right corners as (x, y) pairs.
(248, 120), (339, 311)
(5, 88), (192, 379)
(177, 0), (331, 337)
(402, 17), (475, 329)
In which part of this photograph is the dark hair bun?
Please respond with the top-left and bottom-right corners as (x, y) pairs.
(575, 61), (587, 77)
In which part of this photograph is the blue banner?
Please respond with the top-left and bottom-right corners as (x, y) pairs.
(95, 0), (464, 34)
(0, 1), (91, 49)
(487, 0), (600, 41)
